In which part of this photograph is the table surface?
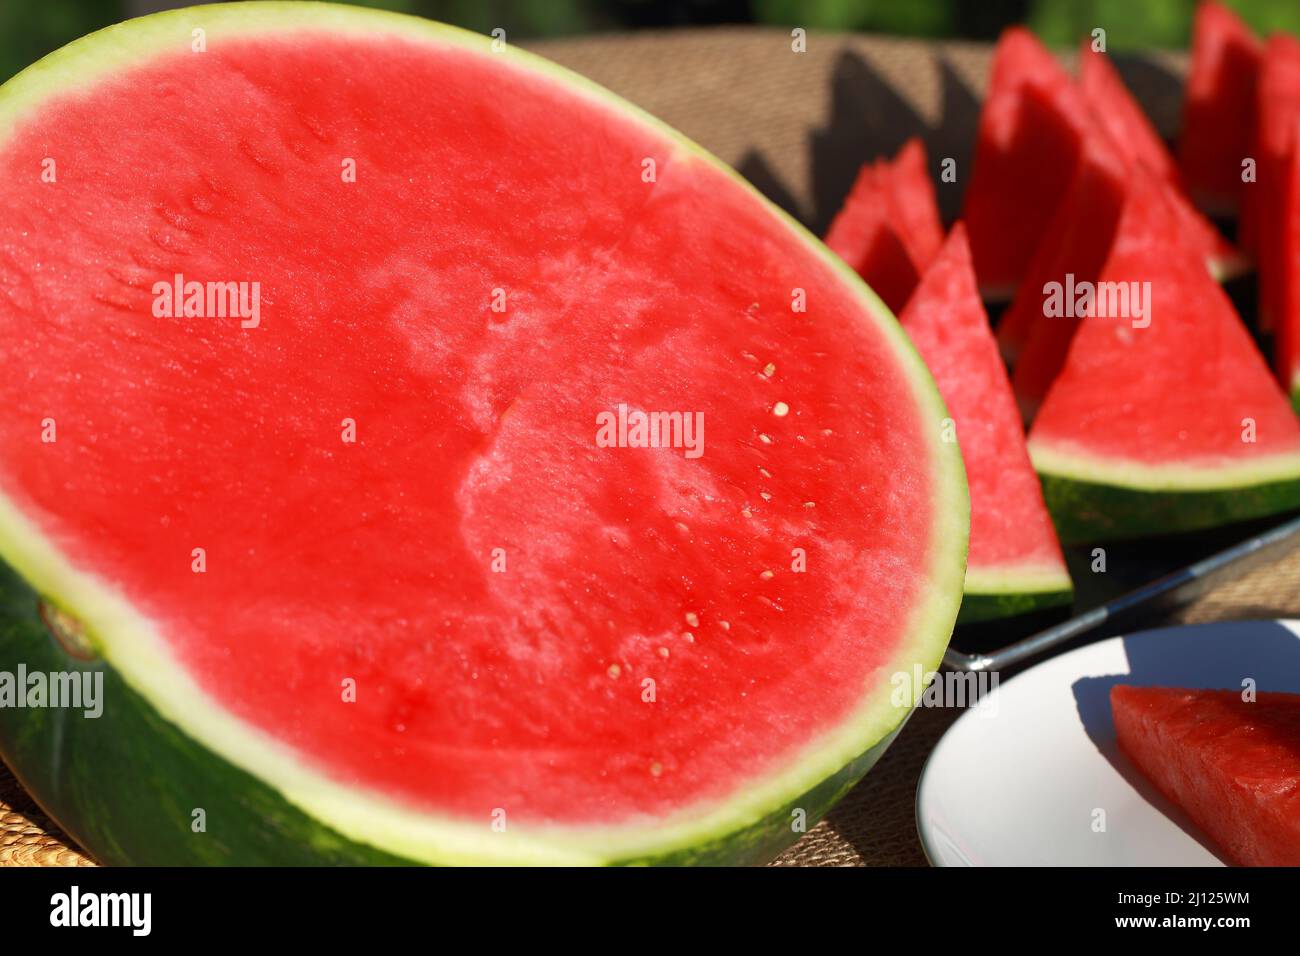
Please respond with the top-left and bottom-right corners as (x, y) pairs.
(3, 26), (1281, 868)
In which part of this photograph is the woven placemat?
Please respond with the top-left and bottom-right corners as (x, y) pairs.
(1, 26), (1262, 868)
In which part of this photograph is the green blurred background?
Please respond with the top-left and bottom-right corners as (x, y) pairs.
(4, 0), (1300, 84)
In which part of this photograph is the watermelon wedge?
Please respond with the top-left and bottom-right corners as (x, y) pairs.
(1177, 1), (1262, 217)
(995, 46), (1241, 375)
(0, 4), (969, 865)
(1278, 121), (1300, 410)
(1028, 157), (1300, 543)
(999, 134), (1129, 413)
(1243, 34), (1300, 331)
(964, 28), (1086, 300)
(1077, 41), (1244, 282)
(899, 225), (1071, 623)
(825, 138), (943, 314)
(1005, 149), (1241, 419)
(1079, 39), (1179, 187)
(1111, 685), (1300, 867)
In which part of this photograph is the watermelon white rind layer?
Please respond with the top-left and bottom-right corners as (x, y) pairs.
(1030, 440), (1300, 544)
(0, 3), (969, 865)
(958, 565), (1073, 624)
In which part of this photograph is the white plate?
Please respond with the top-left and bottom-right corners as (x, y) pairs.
(916, 619), (1300, 866)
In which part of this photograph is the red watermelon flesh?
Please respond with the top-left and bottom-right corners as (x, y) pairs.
(1178, 1), (1261, 216)
(999, 103), (1241, 393)
(999, 135), (1129, 416)
(884, 139), (945, 272)
(0, 9), (970, 860)
(825, 138), (943, 313)
(1243, 35), (1300, 331)
(1029, 154), (1300, 486)
(964, 29), (1086, 299)
(1079, 40), (1179, 186)
(1280, 121), (1300, 410)
(899, 225), (1070, 620)
(1111, 685), (1300, 867)
(1076, 41), (1242, 278)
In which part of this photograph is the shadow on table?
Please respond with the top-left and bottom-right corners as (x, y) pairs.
(1070, 619), (1300, 863)
(737, 48), (979, 236)
(737, 45), (1186, 239)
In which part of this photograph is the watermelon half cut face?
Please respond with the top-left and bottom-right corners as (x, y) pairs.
(0, 4), (968, 864)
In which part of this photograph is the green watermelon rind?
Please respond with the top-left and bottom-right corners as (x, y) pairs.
(0, 560), (912, 866)
(1032, 443), (1300, 544)
(957, 564), (1073, 624)
(957, 587), (1072, 625)
(0, 2), (969, 865)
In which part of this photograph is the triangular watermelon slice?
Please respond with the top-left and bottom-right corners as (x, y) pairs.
(1028, 157), (1300, 543)
(825, 138), (943, 314)
(997, 49), (1242, 377)
(1111, 685), (1300, 867)
(1242, 34), (1300, 331)
(1177, 1), (1262, 217)
(998, 134), (1129, 412)
(1278, 120), (1300, 411)
(1079, 39), (1180, 186)
(899, 225), (1072, 622)
(964, 28), (1087, 300)
(1078, 40), (1244, 280)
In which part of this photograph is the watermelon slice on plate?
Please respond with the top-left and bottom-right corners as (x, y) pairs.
(1028, 154), (1300, 543)
(964, 28), (1086, 300)
(1243, 34), (1300, 331)
(899, 225), (1071, 623)
(1111, 685), (1300, 867)
(1177, 1), (1261, 217)
(0, 4), (969, 865)
(825, 138), (943, 314)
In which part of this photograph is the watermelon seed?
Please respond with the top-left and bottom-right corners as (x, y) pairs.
(683, 632), (695, 643)
(650, 762), (663, 777)
(761, 363), (776, 378)
(658, 647), (670, 658)
(760, 492), (772, 501)
(758, 433), (773, 444)
(607, 664), (621, 679)
(719, 620), (731, 631)
(684, 611), (700, 627)
(772, 402), (789, 417)
(760, 570), (774, 580)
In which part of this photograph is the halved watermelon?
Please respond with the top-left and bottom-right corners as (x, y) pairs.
(0, 4), (969, 865)
(825, 138), (943, 314)
(1243, 34), (1300, 331)
(1028, 154), (1300, 543)
(1177, 1), (1261, 217)
(964, 28), (1086, 300)
(1112, 685), (1300, 867)
(899, 225), (1071, 623)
